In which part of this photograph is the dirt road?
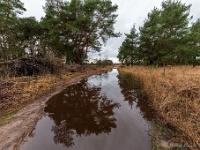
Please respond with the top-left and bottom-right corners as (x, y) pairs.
(0, 71), (108, 150)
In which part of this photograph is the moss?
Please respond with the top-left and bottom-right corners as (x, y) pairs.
(157, 124), (166, 132)
(0, 110), (17, 126)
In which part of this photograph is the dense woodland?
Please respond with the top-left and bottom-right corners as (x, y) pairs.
(0, 0), (119, 65)
(118, 0), (200, 66)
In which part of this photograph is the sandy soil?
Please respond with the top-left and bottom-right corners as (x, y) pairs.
(0, 70), (108, 150)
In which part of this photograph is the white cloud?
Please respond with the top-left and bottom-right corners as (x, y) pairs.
(20, 0), (46, 20)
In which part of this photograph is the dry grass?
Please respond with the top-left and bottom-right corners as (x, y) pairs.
(119, 65), (200, 146)
(0, 66), (112, 118)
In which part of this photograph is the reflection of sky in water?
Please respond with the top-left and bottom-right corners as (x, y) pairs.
(88, 69), (122, 100)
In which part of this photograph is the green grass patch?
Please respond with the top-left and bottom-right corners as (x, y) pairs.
(0, 110), (17, 126)
(157, 124), (166, 132)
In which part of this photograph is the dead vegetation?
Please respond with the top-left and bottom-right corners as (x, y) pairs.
(119, 65), (200, 149)
(0, 64), (112, 119)
(0, 57), (62, 77)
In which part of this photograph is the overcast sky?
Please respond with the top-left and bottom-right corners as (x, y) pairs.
(20, 0), (200, 63)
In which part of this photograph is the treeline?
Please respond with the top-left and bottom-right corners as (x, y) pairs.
(118, 0), (200, 66)
(0, 0), (119, 64)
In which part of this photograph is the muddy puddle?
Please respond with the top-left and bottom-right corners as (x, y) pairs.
(21, 69), (154, 150)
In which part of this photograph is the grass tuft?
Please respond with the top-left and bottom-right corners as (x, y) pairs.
(0, 110), (17, 126)
(119, 65), (200, 146)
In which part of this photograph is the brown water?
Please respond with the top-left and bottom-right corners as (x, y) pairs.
(21, 69), (154, 150)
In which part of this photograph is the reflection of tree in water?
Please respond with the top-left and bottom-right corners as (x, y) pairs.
(117, 73), (137, 109)
(45, 79), (120, 148)
(117, 72), (154, 121)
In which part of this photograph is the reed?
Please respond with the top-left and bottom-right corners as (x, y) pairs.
(119, 65), (200, 145)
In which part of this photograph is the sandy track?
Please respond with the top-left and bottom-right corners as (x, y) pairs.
(0, 71), (107, 150)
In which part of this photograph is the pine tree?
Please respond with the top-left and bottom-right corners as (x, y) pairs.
(0, 0), (26, 61)
(159, 0), (192, 65)
(43, 0), (120, 64)
(118, 25), (139, 65)
(139, 8), (161, 65)
(189, 19), (200, 66)
(18, 17), (42, 56)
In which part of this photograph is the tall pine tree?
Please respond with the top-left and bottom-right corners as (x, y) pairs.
(138, 0), (192, 65)
(118, 25), (139, 65)
(43, 0), (120, 64)
(0, 0), (26, 61)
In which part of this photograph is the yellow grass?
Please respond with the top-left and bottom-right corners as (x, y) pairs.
(119, 65), (200, 145)
(0, 66), (112, 118)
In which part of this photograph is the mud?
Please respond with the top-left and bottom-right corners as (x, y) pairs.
(20, 69), (153, 150)
(0, 71), (109, 150)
